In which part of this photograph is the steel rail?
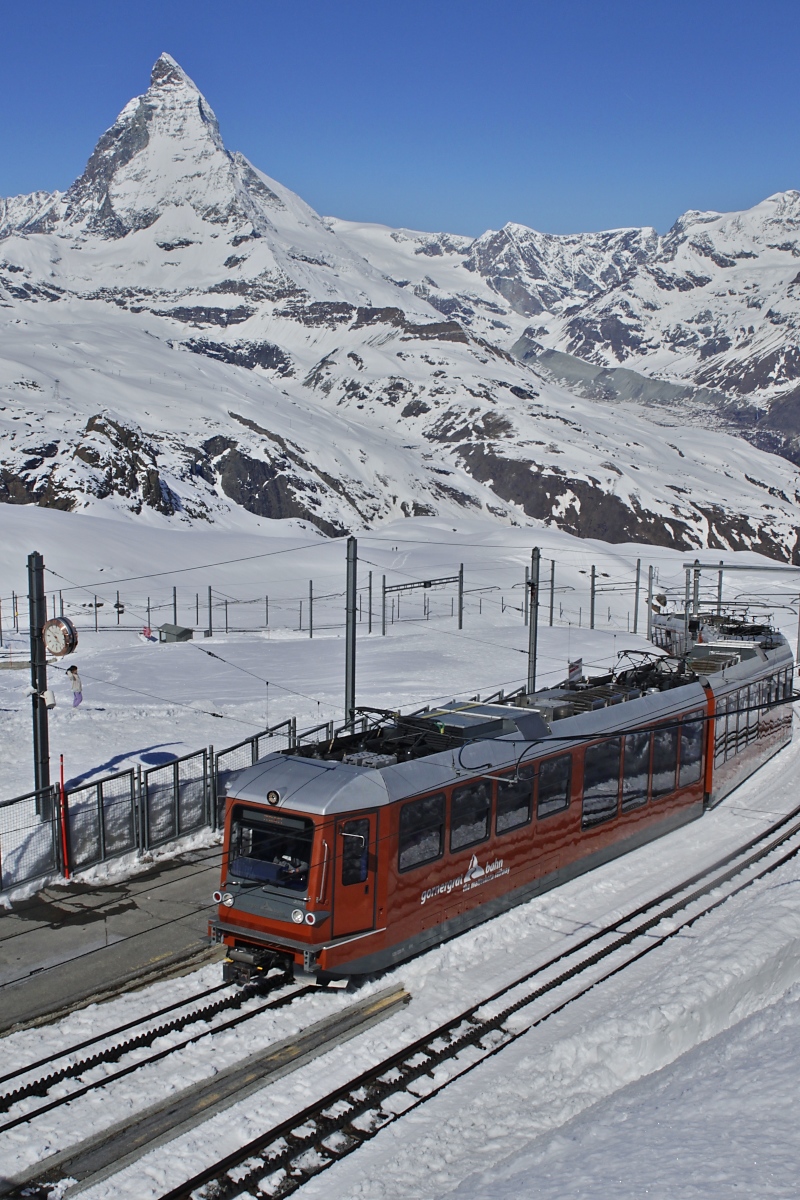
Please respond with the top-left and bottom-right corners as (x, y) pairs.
(159, 810), (800, 1200)
(0, 980), (315, 1133)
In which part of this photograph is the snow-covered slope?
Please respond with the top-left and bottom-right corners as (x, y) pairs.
(2, 55), (800, 559)
(332, 194), (800, 464)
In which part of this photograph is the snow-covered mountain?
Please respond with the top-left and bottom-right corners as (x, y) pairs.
(333, 194), (800, 464)
(2, 54), (800, 560)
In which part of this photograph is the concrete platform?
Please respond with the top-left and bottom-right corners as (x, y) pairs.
(0, 846), (224, 1034)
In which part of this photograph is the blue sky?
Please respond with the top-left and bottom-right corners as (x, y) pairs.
(2, 0), (798, 236)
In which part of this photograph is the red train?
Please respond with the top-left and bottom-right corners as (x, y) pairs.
(211, 616), (794, 984)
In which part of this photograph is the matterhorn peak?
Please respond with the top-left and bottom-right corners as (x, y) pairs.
(150, 51), (195, 89)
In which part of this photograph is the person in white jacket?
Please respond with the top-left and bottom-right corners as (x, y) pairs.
(67, 665), (83, 708)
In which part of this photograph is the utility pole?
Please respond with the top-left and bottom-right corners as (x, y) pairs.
(309, 580), (313, 639)
(381, 575), (387, 636)
(717, 561), (724, 616)
(692, 558), (701, 616)
(646, 565), (654, 642)
(28, 552), (50, 799)
(633, 558), (641, 635)
(172, 586), (177, 625)
(368, 570), (373, 634)
(207, 586), (213, 637)
(527, 547), (540, 695)
(345, 537), (357, 728)
(549, 560), (555, 627)
(458, 564), (464, 630)
(590, 564), (596, 630)
(684, 567), (691, 649)
(524, 565), (529, 626)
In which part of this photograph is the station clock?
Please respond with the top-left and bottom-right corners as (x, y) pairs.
(42, 616), (79, 658)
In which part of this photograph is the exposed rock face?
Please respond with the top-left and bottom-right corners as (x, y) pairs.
(2, 54), (800, 558)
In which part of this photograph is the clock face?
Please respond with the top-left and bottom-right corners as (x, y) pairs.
(42, 617), (78, 658)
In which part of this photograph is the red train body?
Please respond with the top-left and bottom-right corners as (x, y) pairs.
(211, 621), (793, 984)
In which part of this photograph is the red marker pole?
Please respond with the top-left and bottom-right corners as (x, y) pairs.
(59, 753), (70, 880)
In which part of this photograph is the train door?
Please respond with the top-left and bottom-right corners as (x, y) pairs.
(332, 812), (377, 937)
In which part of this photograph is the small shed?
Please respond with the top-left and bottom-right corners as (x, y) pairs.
(158, 623), (194, 643)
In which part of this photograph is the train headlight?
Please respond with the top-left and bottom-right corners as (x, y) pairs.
(305, 912), (316, 926)
(221, 892), (235, 907)
(267, 790), (280, 806)
(291, 908), (304, 924)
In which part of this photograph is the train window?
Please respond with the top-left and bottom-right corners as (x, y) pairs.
(736, 689), (748, 752)
(340, 818), (370, 885)
(679, 711), (704, 786)
(582, 738), (622, 829)
(450, 781), (492, 852)
(399, 793), (445, 872)
(496, 764), (535, 834)
(228, 806), (314, 892)
(621, 730), (651, 813)
(746, 685), (758, 742)
(651, 725), (679, 798)
(537, 754), (571, 818)
(714, 697), (728, 766)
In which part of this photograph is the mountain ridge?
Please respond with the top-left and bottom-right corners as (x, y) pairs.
(2, 54), (800, 562)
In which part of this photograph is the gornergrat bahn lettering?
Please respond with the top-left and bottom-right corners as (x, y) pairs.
(210, 612), (795, 985)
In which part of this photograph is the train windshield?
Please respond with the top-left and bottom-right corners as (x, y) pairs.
(228, 805), (314, 892)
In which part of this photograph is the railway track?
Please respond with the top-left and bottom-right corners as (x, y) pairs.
(0, 971), (313, 1135)
(157, 802), (800, 1200)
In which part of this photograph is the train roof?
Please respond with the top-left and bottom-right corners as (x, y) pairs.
(222, 615), (792, 819)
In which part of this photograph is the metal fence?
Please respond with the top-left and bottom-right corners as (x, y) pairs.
(65, 770), (138, 870)
(0, 715), (319, 894)
(0, 786), (59, 892)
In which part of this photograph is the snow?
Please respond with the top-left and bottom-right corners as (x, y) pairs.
(4, 720), (789, 1198)
(3, 509), (797, 804)
(450, 985), (800, 1199)
(1, 50), (800, 1198)
(1, 544), (798, 1195)
(2, 55), (800, 554)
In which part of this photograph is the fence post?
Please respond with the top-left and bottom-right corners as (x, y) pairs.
(196, 593), (199, 625)
(290, 716), (297, 748)
(94, 594), (98, 633)
(59, 756), (70, 879)
(207, 746), (215, 830)
(137, 765), (145, 853)
(265, 595), (269, 627)
(458, 564), (464, 630)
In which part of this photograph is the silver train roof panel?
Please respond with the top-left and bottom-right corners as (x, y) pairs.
(226, 755), (391, 816)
